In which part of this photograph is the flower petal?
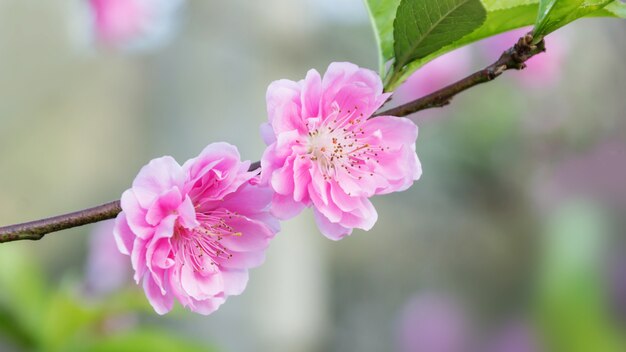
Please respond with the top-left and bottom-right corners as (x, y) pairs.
(313, 209), (352, 240)
(132, 156), (183, 209)
(113, 212), (134, 255)
(219, 216), (274, 252)
(143, 274), (174, 315)
(221, 269), (249, 296)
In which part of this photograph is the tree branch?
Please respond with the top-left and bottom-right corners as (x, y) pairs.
(0, 201), (121, 243)
(374, 34), (545, 117)
(0, 34), (545, 244)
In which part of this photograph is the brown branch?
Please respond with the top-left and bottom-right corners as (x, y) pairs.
(374, 34), (546, 117)
(0, 35), (545, 244)
(0, 201), (122, 243)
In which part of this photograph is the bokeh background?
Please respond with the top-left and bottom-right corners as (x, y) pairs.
(1, 1), (625, 351)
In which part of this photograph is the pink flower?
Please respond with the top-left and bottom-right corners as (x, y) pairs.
(114, 142), (279, 315)
(260, 62), (421, 240)
(88, 0), (183, 50)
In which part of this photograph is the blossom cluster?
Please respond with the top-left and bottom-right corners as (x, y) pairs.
(114, 62), (421, 314)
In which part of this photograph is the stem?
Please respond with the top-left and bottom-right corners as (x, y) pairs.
(375, 34), (545, 117)
(0, 201), (121, 243)
(0, 35), (545, 244)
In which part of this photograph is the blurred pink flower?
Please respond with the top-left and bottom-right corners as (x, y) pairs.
(260, 62), (421, 240)
(396, 293), (470, 352)
(397, 293), (543, 352)
(88, 0), (184, 49)
(114, 142), (279, 315)
(84, 219), (130, 296)
(479, 28), (567, 88)
(393, 47), (472, 104)
(534, 140), (626, 209)
(482, 320), (542, 352)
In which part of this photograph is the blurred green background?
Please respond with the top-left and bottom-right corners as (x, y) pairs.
(0, 1), (625, 351)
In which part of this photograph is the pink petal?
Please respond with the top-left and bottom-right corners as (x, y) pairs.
(188, 296), (225, 315)
(339, 198), (378, 231)
(220, 249), (267, 270)
(313, 209), (352, 240)
(260, 122), (276, 145)
(132, 156), (184, 209)
(220, 183), (273, 216)
(180, 263), (224, 300)
(329, 180), (361, 212)
(131, 237), (148, 283)
(146, 215), (176, 284)
(266, 79), (304, 133)
(219, 216), (274, 252)
(145, 188), (183, 226)
(361, 115), (419, 150)
(221, 269), (249, 296)
(113, 212), (134, 255)
(300, 69), (322, 118)
(271, 157), (295, 196)
(293, 156), (312, 202)
(270, 193), (306, 220)
(177, 195), (199, 229)
(320, 62), (386, 117)
(308, 181), (342, 223)
(143, 274), (174, 315)
(120, 189), (153, 239)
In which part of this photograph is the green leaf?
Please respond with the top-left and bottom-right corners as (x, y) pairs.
(533, 0), (614, 38)
(390, 0), (487, 85)
(364, 0), (402, 75)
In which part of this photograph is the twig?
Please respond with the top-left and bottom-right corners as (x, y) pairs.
(374, 34), (545, 117)
(0, 35), (545, 244)
(0, 201), (122, 243)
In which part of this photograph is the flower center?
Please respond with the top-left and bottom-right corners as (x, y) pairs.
(305, 104), (386, 181)
(174, 209), (241, 273)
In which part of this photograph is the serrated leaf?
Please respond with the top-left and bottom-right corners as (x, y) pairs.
(390, 0), (487, 85)
(534, 0), (614, 37)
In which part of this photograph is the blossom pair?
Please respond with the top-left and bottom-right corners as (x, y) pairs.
(114, 62), (421, 314)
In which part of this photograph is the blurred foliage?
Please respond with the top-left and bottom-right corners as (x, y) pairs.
(536, 203), (626, 352)
(0, 246), (214, 352)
